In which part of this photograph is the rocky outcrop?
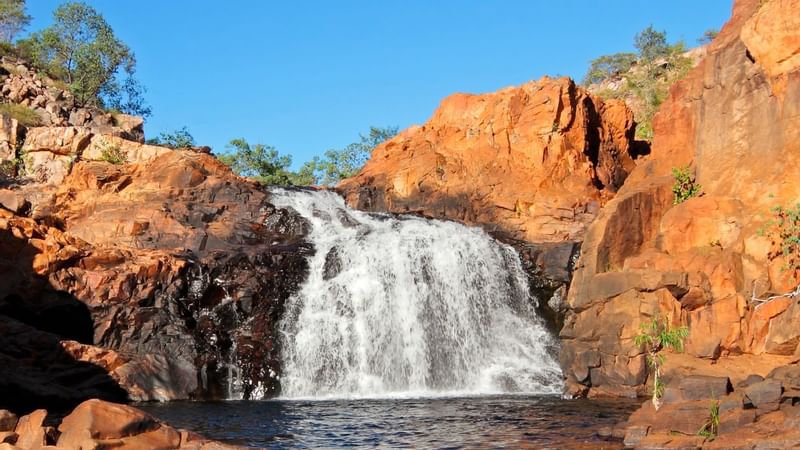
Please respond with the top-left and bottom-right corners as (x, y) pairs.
(0, 56), (144, 141)
(561, 0), (800, 399)
(339, 77), (640, 244)
(0, 144), (312, 412)
(0, 399), (242, 449)
(620, 365), (800, 449)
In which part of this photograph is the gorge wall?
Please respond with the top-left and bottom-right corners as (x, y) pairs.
(561, 0), (800, 399)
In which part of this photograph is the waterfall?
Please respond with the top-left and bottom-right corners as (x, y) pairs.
(269, 188), (562, 398)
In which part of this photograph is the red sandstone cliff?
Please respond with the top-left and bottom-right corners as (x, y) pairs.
(339, 77), (641, 244)
(559, 0), (800, 446)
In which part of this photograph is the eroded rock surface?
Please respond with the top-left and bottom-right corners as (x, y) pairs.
(621, 364), (800, 449)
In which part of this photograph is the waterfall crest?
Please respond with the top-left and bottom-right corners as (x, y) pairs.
(270, 188), (562, 398)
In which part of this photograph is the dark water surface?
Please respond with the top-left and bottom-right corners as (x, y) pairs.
(139, 395), (638, 449)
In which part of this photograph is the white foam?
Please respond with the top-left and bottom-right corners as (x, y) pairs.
(269, 188), (563, 399)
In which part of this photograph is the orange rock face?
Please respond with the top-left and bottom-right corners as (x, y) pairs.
(339, 77), (639, 244)
(562, 0), (800, 398)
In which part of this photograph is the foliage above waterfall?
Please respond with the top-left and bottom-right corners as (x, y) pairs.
(583, 25), (697, 140)
(218, 126), (397, 186)
(296, 126), (398, 186)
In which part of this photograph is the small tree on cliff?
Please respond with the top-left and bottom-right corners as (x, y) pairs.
(634, 316), (689, 410)
(582, 52), (637, 85)
(22, 2), (150, 116)
(634, 26), (669, 63)
(583, 26), (692, 140)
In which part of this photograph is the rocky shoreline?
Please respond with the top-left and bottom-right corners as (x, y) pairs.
(0, 399), (243, 449)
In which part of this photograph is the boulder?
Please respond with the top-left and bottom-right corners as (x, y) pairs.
(110, 113), (145, 142)
(56, 399), (242, 449)
(768, 364), (800, 398)
(0, 189), (28, 214)
(743, 379), (782, 414)
(21, 127), (92, 157)
(57, 399), (170, 447)
(662, 375), (732, 404)
(718, 407), (756, 435)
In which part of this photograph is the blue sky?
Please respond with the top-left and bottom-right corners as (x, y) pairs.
(27, 1), (732, 169)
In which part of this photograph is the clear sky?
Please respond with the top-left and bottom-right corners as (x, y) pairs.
(27, 1), (732, 169)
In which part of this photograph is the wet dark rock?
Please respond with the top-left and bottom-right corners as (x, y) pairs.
(323, 247), (343, 280)
(492, 234), (579, 334)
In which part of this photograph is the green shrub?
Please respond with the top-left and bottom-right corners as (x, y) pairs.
(0, 158), (17, 178)
(218, 138), (294, 186)
(672, 166), (701, 204)
(635, 316), (689, 410)
(759, 203), (800, 275)
(582, 52), (637, 86)
(0, 103), (42, 127)
(99, 142), (126, 165)
(22, 2), (149, 117)
(296, 125), (398, 186)
(146, 126), (195, 148)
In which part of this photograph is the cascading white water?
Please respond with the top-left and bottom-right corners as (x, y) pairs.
(270, 188), (563, 398)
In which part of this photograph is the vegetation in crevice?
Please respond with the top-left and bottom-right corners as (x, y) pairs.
(759, 203), (800, 278)
(697, 399), (720, 440)
(0, 102), (41, 126)
(99, 140), (126, 165)
(634, 316), (689, 410)
(671, 165), (702, 204)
